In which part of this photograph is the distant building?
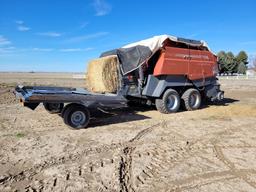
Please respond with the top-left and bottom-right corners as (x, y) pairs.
(246, 69), (256, 76)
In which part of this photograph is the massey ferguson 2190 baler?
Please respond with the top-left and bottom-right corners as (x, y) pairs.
(14, 35), (224, 129)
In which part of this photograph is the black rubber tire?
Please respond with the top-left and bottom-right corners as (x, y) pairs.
(181, 88), (201, 111)
(63, 104), (90, 129)
(43, 103), (64, 114)
(155, 89), (180, 114)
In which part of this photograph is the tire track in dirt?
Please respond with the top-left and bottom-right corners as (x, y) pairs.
(1, 151), (121, 191)
(134, 143), (201, 191)
(134, 144), (234, 191)
(208, 120), (256, 189)
(129, 123), (159, 143)
(0, 142), (124, 189)
(2, 118), (255, 191)
(118, 123), (161, 192)
(0, 123), (161, 191)
(33, 163), (112, 192)
(172, 173), (236, 191)
(170, 168), (256, 191)
(119, 147), (135, 192)
(133, 120), (256, 191)
(132, 120), (210, 191)
(213, 144), (256, 189)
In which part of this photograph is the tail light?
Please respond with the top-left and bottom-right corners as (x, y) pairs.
(127, 75), (133, 81)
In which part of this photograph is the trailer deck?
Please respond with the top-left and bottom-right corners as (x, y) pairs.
(14, 85), (127, 109)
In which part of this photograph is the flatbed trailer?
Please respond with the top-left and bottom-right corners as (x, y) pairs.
(14, 85), (127, 129)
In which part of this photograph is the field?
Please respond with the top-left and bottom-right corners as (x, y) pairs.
(1, 72), (256, 192)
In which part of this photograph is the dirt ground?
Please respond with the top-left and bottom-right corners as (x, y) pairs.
(0, 72), (256, 192)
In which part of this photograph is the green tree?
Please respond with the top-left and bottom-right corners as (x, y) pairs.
(217, 51), (227, 73)
(237, 62), (247, 74)
(225, 52), (237, 73)
(236, 51), (248, 65)
(217, 50), (249, 74)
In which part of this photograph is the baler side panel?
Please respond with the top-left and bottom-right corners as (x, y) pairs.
(188, 49), (217, 80)
(153, 47), (217, 81)
(153, 47), (189, 76)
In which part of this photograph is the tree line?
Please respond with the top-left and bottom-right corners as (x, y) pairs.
(217, 51), (248, 74)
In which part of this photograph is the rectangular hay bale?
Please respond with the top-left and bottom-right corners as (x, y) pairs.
(87, 55), (119, 93)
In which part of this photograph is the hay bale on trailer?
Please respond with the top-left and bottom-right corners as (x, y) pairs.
(87, 55), (119, 93)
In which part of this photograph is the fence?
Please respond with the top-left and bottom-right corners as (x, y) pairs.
(72, 74), (86, 79)
(217, 75), (256, 80)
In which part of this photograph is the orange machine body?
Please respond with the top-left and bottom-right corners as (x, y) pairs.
(153, 47), (217, 80)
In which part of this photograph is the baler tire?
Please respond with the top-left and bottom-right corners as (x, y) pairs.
(43, 102), (64, 114)
(63, 105), (90, 129)
(181, 88), (201, 111)
(155, 89), (180, 114)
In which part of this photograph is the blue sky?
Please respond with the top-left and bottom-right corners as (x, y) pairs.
(0, 0), (255, 72)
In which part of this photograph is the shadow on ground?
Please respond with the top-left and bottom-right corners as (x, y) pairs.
(85, 98), (239, 128)
(204, 97), (239, 107)
(213, 98), (239, 105)
(89, 106), (152, 128)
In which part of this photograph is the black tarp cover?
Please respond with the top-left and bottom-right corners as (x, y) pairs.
(100, 45), (152, 75)
(100, 35), (211, 75)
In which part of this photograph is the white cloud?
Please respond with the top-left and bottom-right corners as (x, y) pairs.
(17, 25), (30, 31)
(59, 48), (94, 52)
(0, 35), (11, 46)
(93, 0), (112, 16)
(15, 20), (24, 25)
(1, 45), (94, 56)
(0, 46), (15, 54)
(37, 32), (62, 37)
(15, 20), (30, 32)
(67, 32), (109, 43)
(32, 48), (54, 52)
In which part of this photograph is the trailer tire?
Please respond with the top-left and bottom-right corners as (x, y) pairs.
(63, 104), (90, 129)
(43, 102), (64, 114)
(155, 89), (180, 114)
(181, 88), (201, 111)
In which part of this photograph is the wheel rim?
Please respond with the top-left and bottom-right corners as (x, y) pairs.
(190, 92), (200, 108)
(71, 111), (86, 126)
(167, 95), (178, 110)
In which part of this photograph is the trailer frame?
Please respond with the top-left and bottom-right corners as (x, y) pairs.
(14, 85), (128, 129)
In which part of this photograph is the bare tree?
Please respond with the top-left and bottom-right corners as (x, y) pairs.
(253, 57), (256, 70)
